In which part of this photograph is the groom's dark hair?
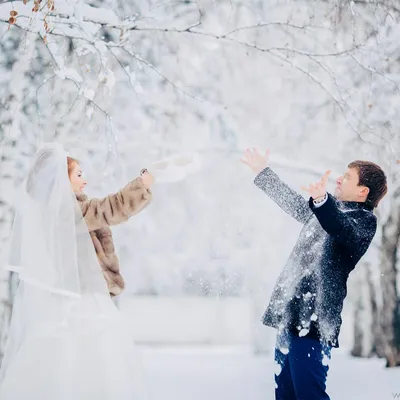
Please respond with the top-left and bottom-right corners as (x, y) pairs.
(348, 160), (387, 208)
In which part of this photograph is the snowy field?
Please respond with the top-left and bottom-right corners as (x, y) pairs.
(140, 346), (400, 400)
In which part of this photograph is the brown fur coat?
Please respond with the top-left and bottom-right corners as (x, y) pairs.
(76, 177), (152, 296)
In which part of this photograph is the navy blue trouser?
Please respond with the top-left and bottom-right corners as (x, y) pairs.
(274, 331), (332, 400)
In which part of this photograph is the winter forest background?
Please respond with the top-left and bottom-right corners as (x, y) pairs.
(0, 0), (400, 392)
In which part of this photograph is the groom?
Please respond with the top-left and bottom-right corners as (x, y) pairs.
(241, 148), (387, 400)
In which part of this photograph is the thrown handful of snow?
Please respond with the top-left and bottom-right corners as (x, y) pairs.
(151, 153), (202, 183)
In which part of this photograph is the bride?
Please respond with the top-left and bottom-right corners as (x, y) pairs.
(0, 143), (153, 399)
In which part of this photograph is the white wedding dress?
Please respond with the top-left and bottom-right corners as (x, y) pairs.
(0, 144), (147, 400)
(0, 289), (147, 400)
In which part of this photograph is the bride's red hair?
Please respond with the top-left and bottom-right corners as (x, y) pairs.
(67, 157), (79, 177)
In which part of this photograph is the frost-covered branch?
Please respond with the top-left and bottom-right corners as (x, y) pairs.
(0, 0), (388, 133)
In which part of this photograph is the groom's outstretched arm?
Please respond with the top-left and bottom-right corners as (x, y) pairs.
(302, 170), (377, 249)
(310, 194), (377, 248)
(241, 147), (312, 224)
(254, 168), (313, 224)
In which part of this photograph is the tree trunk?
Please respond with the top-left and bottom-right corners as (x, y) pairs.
(379, 191), (400, 367)
(351, 261), (385, 358)
(351, 262), (371, 357)
(366, 261), (386, 358)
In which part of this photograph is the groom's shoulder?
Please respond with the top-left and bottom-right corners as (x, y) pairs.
(352, 207), (377, 235)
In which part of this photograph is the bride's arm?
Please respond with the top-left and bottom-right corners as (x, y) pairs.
(80, 176), (152, 231)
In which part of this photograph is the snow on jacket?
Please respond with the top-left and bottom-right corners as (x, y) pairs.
(254, 167), (377, 347)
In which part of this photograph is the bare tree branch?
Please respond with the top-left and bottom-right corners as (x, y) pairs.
(111, 46), (204, 102)
(223, 21), (331, 36)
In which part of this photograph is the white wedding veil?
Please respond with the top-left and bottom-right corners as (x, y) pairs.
(6, 143), (108, 295)
(0, 143), (113, 384)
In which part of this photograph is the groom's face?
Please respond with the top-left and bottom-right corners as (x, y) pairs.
(335, 167), (369, 202)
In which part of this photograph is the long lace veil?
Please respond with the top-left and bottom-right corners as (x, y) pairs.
(0, 143), (112, 383)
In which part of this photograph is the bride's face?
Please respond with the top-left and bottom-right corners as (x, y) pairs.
(69, 163), (87, 194)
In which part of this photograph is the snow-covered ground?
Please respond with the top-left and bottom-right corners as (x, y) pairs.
(140, 346), (400, 400)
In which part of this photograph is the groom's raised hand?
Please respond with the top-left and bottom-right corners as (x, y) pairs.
(301, 170), (331, 200)
(240, 148), (270, 174)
